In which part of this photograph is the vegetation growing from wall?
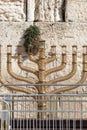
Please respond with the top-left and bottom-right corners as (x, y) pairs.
(23, 25), (40, 54)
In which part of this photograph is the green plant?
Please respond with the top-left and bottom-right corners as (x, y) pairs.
(23, 25), (40, 54)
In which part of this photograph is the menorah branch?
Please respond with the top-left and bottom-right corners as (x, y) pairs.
(46, 54), (56, 64)
(47, 53), (77, 84)
(46, 53), (66, 77)
(18, 54), (39, 77)
(7, 52), (35, 84)
(49, 53), (87, 94)
(49, 72), (87, 94)
(83, 54), (87, 72)
(0, 71), (35, 94)
(28, 54), (38, 64)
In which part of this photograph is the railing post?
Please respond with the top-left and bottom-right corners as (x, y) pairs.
(1, 96), (11, 130)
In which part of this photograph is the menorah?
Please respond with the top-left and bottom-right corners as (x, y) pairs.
(0, 41), (87, 119)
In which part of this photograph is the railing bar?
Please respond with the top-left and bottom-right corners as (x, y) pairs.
(80, 95), (83, 130)
(49, 95), (50, 129)
(73, 96), (76, 130)
(29, 97), (31, 130)
(48, 95), (50, 130)
(1, 93), (87, 97)
(46, 108), (47, 130)
(73, 96), (74, 130)
(25, 97), (27, 130)
(17, 96), (18, 130)
(68, 96), (70, 130)
(25, 97), (28, 130)
(59, 96), (62, 130)
(53, 110), (54, 130)
(39, 96), (42, 129)
(67, 96), (69, 130)
(36, 96), (37, 129)
(10, 100), (12, 130)
(1, 109), (87, 113)
(34, 98), (36, 130)
(54, 96), (55, 130)
(42, 112), (44, 130)
(55, 96), (57, 130)
(24, 96), (25, 129)
(13, 96), (15, 130)
(24, 96), (26, 129)
(43, 96), (44, 130)
(20, 97), (22, 130)
(66, 112), (68, 130)
(50, 96), (52, 119)
(62, 96), (63, 130)
(40, 110), (41, 130)
(30, 117), (31, 130)
(1, 99), (87, 102)
(32, 101), (34, 130)
(1, 83), (87, 87)
(33, 113), (34, 130)
(35, 114), (37, 130)
(60, 112), (61, 130)
(26, 111), (28, 130)
(22, 96), (24, 129)
(13, 97), (15, 128)
(75, 96), (76, 130)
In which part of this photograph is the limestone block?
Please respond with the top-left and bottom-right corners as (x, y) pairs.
(66, 0), (87, 22)
(0, 1), (25, 21)
(27, 0), (35, 21)
(34, 0), (64, 22)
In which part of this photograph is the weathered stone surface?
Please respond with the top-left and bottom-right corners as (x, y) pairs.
(27, 0), (35, 21)
(0, 0), (87, 22)
(34, 0), (64, 22)
(0, 0), (65, 22)
(0, 1), (25, 21)
(66, 0), (87, 22)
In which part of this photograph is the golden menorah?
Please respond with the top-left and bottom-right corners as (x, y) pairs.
(0, 41), (87, 119)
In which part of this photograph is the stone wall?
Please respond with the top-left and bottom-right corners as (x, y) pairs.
(66, 0), (87, 22)
(0, 0), (87, 22)
(0, 0), (64, 21)
(0, 22), (87, 94)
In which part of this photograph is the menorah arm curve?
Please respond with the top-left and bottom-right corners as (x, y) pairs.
(46, 54), (66, 77)
(48, 63), (77, 84)
(18, 55), (39, 77)
(49, 71), (87, 94)
(47, 54), (77, 84)
(7, 53), (35, 84)
(7, 62), (35, 84)
(46, 54), (56, 64)
(0, 74), (35, 94)
(28, 54), (38, 64)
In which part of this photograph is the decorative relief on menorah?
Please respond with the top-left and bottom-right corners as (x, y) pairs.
(0, 40), (87, 118)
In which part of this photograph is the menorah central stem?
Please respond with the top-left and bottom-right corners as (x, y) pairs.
(38, 48), (47, 93)
(37, 48), (48, 119)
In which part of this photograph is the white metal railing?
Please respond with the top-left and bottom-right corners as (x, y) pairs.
(0, 84), (87, 129)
